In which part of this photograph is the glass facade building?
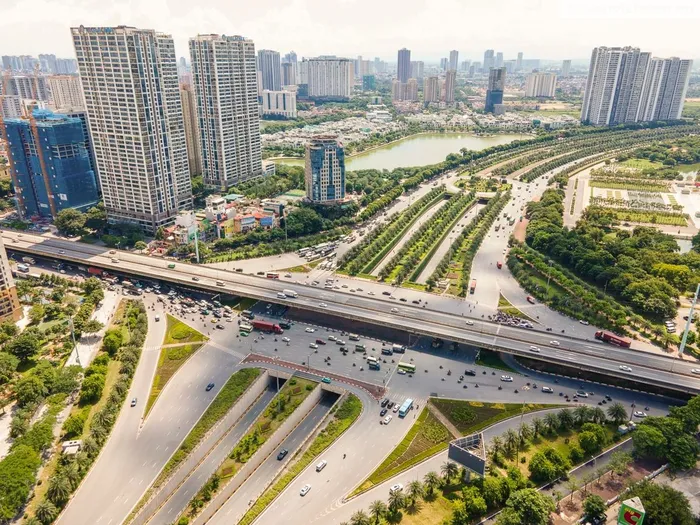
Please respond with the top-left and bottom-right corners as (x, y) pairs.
(305, 137), (345, 203)
(5, 109), (99, 219)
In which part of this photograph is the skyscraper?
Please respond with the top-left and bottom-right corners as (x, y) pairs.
(581, 46), (692, 126)
(47, 75), (84, 110)
(305, 56), (354, 100)
(281, 62), (296, 86)
(190, 34), (262, 189)
(179, 83), (202, 177)
(525, 72), (557, 98)
(72, 25), (192, 232)
(39, 53), (57, 73)
(561, 59), (571, 77)
(483, 49), (494, 72)
(440, 58), (448, 71)
(485, 67), (506, 113)
(424, 76), (440, 103)
(516, 52), (523, 71)
(5, 75), (49, 101)
(444, 70), (456, 103)
(258, 49), (281, 91)
(495, 52), (504, 68)
(0, 236), (21, 323)
(305, 136), (345, 204)
(449, 50), (459, 71)
(397, 48), (411, 83)
(4, 109), (99, 219)
(410, 61), (424, 79)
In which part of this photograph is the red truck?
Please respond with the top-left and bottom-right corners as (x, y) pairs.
(469, 280), (477, 294)
(595, 331), (631, 348)
(496, 261), (503, 269)
(88, 267), (103, 276)
(252, 320), (283, 334)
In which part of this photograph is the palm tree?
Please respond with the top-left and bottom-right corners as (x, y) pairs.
(47, 475), (72, 506)
(441, 461), (458, 482)
(423, 471), (441, 495)
(35, 500), (58, 525)
(350, 510), (370, 525)
(503, 428), (519, 454)
(573, 406), (591, 426)
(490, 436), (504, 457)
(388, 489), (405, 513)
(368, 500), (387, 524)
(591, 407), (607, 424)
(544, 413), (559, 434)
(519, 423), (533, 445)
(558, 409), (574, 430)
(607, 402), (627, 425)
(531, 417), (545, 438)
(407, 480), (424, 505)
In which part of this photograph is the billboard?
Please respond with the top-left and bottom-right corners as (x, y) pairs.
(617, 497), (645, 525)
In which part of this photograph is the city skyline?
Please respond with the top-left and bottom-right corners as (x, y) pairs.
(2, 0), (699, 61)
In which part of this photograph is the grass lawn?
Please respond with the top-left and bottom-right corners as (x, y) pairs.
(621, 158), (663, 170)
(677, 161), (700, 174)
(429, 398), (555, 436)
(475, 349), (516, 373)
(402, 281), (427, 292)
(225, 296), (258, 312)
(145, 342), (204, 416)
(498, 293), (535, 322)
(278, 265), (311, 273)
(589, 179), (669, 192)
(354, 407), (454, 494)
(395, 493), (456, 525)
(606, 208), (688, 226)
(163, 315), (207, 346)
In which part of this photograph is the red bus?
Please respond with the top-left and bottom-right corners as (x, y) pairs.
(469, 280), (477, 294)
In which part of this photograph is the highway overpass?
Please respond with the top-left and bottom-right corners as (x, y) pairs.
(4, 229), (700, 395)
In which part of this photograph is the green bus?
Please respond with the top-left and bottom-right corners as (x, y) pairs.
(397, 362), (416, 373)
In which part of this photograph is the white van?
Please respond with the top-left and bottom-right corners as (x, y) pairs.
(277, 292), (287, 299)
(316, 460), (327, 472)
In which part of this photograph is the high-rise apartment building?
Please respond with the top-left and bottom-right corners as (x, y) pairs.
(281, 62), (296, 86)
(190, 34), (262, 189)
(305, 136), (345, 204)
(525, 72), (557, 98)
(495, 52), (504, 68)
(305, 57), (354, 100)
(449, 50), (459, 71)
(4, 110), (99, 219)
(72, 25), (192, 232)
(47, 75), (84, 110)
(483, 49), (495, 72)
(561, 59), (571, 77)
(440, 58), (448, 71)
(39, 54), (57, 73)
(257, 49), (281, 91)
(444, 70), (456, 103)
(55, 108), (98, 185)
(179, 83), (202, 177)
(424, 76), (440, 103)
(410, 61), (424, 79)
(373, 57), (386, 74)
(516, 52), (523, 71)
(581, 46), (692, 126)
(0, 237), (21, 323)
(5, 75), (49, 101)
(0, 96), (22, 119)
(392, 79), (418, 102)
(460, 60), (471, 71)
(485, 67), (506, 113)
(262, 90), (297, 118)
(362, 75), (376, 91)
(397, 48), (411, 83)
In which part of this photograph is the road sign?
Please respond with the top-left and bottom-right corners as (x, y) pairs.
(617, 497), (645, 525)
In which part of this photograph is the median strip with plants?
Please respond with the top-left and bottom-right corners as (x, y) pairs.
(180, 377), (317, 522)
(238, 394), (362, 525)
(379, 191), (476, 284)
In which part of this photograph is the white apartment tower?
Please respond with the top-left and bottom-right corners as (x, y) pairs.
(306, 57), (354, 100)
(525, 72), (557, 98)
(449, 50), (459, 71)
(47, 75), (85, 110)
(190, 34), (262, 189)
(72, 25), (192, 232)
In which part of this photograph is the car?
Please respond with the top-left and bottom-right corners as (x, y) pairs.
(383, 415), (393, 425)
(206, 383), (215, 391)
(465, 320), (474, 326)
(285, 273), (292, 278)
(392, 403), (400, 412)
(328, 335), (337, 341)
(315, 339), (326, 345)
(321, 377), (331, 384)
(605, 395), (612, 401)
(465, 369), (476, 376)
(579, 320), (590, 325)
(575, 391), (589, 398)
(341, 284), (348, 288)
(349, 289), (356, 293)
(389, 483), (403, 493)
(315, 460), (327, 472)
(390, 308), (399, 313)
(58, 249), (65, 254)
(309, 343), (319, 349)
(500, 375), (514, 382)
(109, 250), (116, 254)
(692, 369), (700, 375)
(381, 398), (389, 407)
(357, 288), (363, 292)
(368, 291), (375, 295)
(192, 276), (200, 281)
(397, 369), (406, 375)
(299, 484), (311, 496)
(277, 449), (289, 460)
(319, 303), (328, 308)
(282, 337), (291, 342)
(216, 324), (224, 330)
(387, 401), (395, 409)
(382, 291), (391, 296)
(633, 411), (647, 418)
(130, 397), (137, 407)
(529, 346), (541, 353)
(305, 328), (316, 333)
(336, 340), (346, 345)
(541, 386), (554, 393)
(412, 300), (420, 304)
(619, 365), (632, 372)
(399, 298), (407, 302)
(380, 408), (388, 417)
(549, 340), (561, 346)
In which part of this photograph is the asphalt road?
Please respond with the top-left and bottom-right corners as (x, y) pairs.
(208, 394), (336, 524)
(146, 386), (278, 525)
(5, 231), (698, 394)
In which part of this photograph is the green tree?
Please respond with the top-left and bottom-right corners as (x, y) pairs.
(80, 373), (106, 403)
(607, 402), (628, 424)
(406, 480), (424, 506)
(578, 431), (601, 455)
(134, 241), (148, 251)
(423, 471), (441, 495)
(368, 500), (387, 524)
(627, 480), (695, 525)
(582, 494), (606, 522)
(15, 375), (47, 406)
(632, 425), (667, 459)
(388, 489), (405, 513)
(6, 331), (41, 361)
(557, 409), (574, 430)
(47, 474), (72, 506)
(29, 304), (45, 324)
(349, 510), (370, 525)
(35, 499), (58, 525)
(0, 352), (19, 386)
(55, 208), (86, 236)
(82, 319), (104, 334)
(441, 461), (459, 482)
(496, 488), (555, 525)
(62, 411), (88, 438)
(84, 202), (107, 232)
(102, 330), (123, 355)
(0, 445), (41, 520)
(460, 485), (487, 518)
(667, 434), (700, 471)
(482, 475), (509, 509)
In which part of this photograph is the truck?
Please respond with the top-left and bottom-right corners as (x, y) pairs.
(348, 334), (360, 341)
(252, 320), (283, 334)
(88, 267), (103, 276)
(282, 289), (298, 298)
(22, 256), (35, 264)
(391, 343), (406, 354)
(16, 263), (30, 273)
(595, 331), (632, 348)
(469, 279), (477, 294)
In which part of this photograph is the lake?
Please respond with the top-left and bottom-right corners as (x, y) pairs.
(273, 132), (527, 172)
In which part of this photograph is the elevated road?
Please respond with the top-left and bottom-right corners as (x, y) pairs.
(4, 229), (700, 394)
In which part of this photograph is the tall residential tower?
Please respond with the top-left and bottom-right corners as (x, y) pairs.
(397, 48), (411, 83)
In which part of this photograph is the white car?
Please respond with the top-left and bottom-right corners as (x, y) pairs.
(391, 308), (399, 313)
(465, 320), (474, 326)
(328, 335), (337, 341)
(319, 303), (328, 308)
(541, 386), (554, 393)
(350, 289), (356, 293)
(550, 340), (560, 346)
(282, 337), (290, 342)
(305, 328), (315, 333)
(500, 375), (514, 382)
(368, 291), (375, 295)
(397, 369), (406, 375)
(300, 484), (311, 496)
(579, 320), (590, 325)
(383, 415), (393, 425)
(529, 346), (541, 353)
(692, 369), (700, 375)
(633, 411), (647, 418)
(619, 365), (632, 372)
(392, 404), (400, 413)
(389, 483), (403, 493)
(309, 343), (319, 349)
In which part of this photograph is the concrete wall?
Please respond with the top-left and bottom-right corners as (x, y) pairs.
(194, 384), (324, 525)
(132, 370), (271, 525)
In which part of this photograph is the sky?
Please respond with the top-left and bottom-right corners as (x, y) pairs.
(2, 0), (699, 63)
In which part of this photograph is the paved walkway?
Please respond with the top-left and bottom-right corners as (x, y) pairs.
(65, 289), (120, 368)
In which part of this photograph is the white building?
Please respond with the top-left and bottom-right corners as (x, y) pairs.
(305, 57), (354, 100)
(261, 90), (297, 118)
(525, 72), (557, 98)
(190, 34), (263, 189)
(72, 25), (192, 232)
(561, 59), (571, 77)
(47, 75), (84, 110)
(410, 60), (424, 79)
